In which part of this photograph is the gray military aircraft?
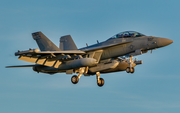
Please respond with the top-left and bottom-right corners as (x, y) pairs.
(6, 31), (173, 87)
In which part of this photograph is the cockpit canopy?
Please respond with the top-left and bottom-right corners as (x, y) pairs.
(109, 31), (145, 40)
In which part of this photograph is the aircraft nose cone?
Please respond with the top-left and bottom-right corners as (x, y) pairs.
(157, 38), (173, 47)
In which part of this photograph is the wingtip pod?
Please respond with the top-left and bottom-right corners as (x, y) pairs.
(15, 49), (39, 56)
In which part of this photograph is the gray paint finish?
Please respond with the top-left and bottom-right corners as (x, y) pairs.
(32, 31), (60, 51)
(60, 35), (78, 50)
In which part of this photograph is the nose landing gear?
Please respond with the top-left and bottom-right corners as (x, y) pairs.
(126, 55), (136, 74)
(126, 67), (135, 73)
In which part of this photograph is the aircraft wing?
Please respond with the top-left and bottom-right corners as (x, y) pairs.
(15, 49), (86, 68)
(15, 49), (85, 56)
(81, 41), (133, 52)
(33, 50), (85, 55)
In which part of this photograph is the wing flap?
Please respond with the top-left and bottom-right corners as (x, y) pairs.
(19, 56), (38, 63)
(18, 56), (62, 68)
(44, 60), (56, 67)
(53, 60), (62, 68)
(36, 58), (46, 64)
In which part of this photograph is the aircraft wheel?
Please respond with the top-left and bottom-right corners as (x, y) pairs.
(131, 67), (135, 74)
(97, 78), (104, 87)
(126, 67), (130, 73)
(71, 75), (79, 84)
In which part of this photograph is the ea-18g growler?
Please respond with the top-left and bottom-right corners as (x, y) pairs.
(6, 31), (173, 87)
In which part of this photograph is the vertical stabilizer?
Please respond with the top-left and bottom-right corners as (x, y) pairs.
(60, 35), (78, 50)
(32, 31), (60, 51)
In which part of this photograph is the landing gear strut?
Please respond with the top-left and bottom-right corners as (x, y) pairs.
(126, 55), (136, 74)
(71, 68), (105, 87)
(71, 67), (85, 84)
(96, 72), (104, 87)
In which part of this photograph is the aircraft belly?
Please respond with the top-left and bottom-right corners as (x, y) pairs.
(89, 60), (119, 73)
(101, 61), (136, 73)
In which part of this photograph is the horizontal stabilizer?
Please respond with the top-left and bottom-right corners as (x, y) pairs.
(60, 35), (78, 50)
(6, 65), (39, 68)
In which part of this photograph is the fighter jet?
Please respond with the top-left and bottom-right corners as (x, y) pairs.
(6, 31), (173, 87)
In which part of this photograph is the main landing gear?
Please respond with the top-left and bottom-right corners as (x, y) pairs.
(71, 75), (79, 84)
(71, 67), (85, 84)
(71, 70), (105, 87)
(96, 72), (104, 87)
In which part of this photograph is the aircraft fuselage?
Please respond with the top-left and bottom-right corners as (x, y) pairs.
(80, 36), (172, 60)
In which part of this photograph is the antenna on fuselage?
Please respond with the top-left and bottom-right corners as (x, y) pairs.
(86, 43), (88, 47)
(97, 40), (99, 44)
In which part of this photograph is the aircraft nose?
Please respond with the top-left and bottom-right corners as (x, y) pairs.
(157, 38), (173, 47)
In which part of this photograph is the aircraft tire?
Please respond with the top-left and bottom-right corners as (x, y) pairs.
(131, 67), (135, 74)
(126, 67), (130, 73)
(97, 78), (104, 87)
(71, 75), (79, 84)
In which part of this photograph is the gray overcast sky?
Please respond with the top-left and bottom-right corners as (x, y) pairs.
(0, 0), (179, 113)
